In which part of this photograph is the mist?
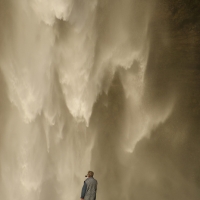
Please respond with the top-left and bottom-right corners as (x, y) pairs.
(0, 0), (200, 199)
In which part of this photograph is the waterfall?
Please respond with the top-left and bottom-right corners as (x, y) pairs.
(0, 0), (178, 200)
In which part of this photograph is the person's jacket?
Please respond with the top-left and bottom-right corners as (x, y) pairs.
(81, 177), (97, 200)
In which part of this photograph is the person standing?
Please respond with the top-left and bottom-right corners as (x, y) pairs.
(80, 171), (97, 200)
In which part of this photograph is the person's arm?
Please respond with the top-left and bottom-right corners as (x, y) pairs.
(95, 181), (98, 192)
(80, 181), (87, 199)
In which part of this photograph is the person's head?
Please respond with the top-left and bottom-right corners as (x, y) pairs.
(87, 171), (94, 177)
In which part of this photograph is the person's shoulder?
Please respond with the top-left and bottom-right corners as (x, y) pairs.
(93, 178), (98, 182)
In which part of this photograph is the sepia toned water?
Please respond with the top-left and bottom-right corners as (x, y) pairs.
(0, 0), (200, 200)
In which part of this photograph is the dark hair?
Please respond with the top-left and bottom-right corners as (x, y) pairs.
(88, 171), (94, 177)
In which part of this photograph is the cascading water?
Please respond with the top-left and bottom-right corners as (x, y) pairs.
(1, 0), (199, 200)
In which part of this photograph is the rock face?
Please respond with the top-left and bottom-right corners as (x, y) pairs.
(166, 0), (200, 30)
(149, 0), (200, 116)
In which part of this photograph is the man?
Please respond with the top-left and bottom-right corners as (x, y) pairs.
(80, 171), (98, 200)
